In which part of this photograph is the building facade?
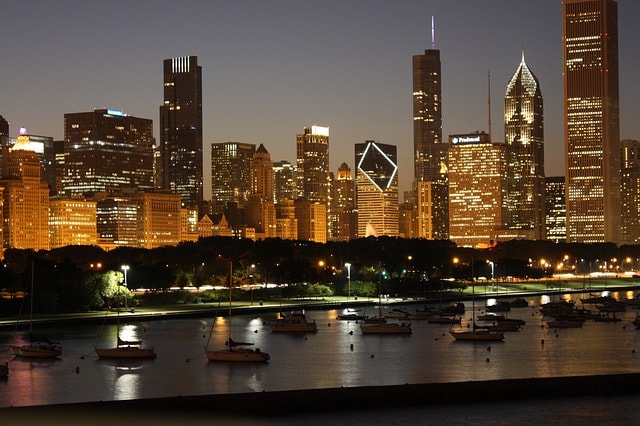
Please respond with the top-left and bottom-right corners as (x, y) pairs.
(355, 141), (399, 237)
(545, 176), (567, 243)
(49, 198), (97, 248)
(504, 52), (545, 240)
(63, 109), (154, 196)
(158, 56), (203, 209)
(413, 47), (448, 240)
(448, 133), (505, 248)
(563, 0), (620, 243)
(210, 142), (256, 203)
(0, 130), (50, 250)
(620, 139), (640, 244)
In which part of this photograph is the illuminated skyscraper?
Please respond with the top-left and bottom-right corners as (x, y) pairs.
(63, 109), (154, 196)
(210, 142), (256, 203)
(413, 37), (448, 240)
(296, 126), (330, 204)
(504, 52), (545, 240)
(1, 129), (50, 250)
(620, 139), (640, 244)
(159, 56), (203, 208)
(563, 0), (620, 243)
(355, 141), (399, 237)
(251, 144), (274, 201)
(545, 176), (567, 243)
(330, 162), (357, 241)
(273, 160), (297, 203)
(448, 133), (505, 248)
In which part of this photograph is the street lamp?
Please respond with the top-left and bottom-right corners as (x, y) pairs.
(344, 262), (351, 302)
(121, 265), (130, 309)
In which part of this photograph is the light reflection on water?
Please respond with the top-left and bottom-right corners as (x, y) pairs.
(1, 291), (640, 409)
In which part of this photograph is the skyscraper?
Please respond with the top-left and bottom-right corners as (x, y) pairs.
(448, 132), (505, 248)
(545, 176), (567, 243)
(296, 125), (330, 204)
(251, 144), (274, 201)
(504, 52), (545, 240)
(1, 129), (50, 250)
(620, 139), (640, 244)
(563, 0), (620, 243)
(413, 42), (448, 240)
(210, 142), (255, 203)
(355, 141), (399, 237)
(63, 109), (154, 196)
(159, 56), (203, 209)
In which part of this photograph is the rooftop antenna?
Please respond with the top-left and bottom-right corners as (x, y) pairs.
(431, 16), (435, 49)
(487, 71), (492, 142)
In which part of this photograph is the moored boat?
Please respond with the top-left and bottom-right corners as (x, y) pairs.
(268, 312), (317, 333)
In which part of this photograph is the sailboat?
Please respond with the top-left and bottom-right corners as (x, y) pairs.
(206, 260), (270, 362)
(95, 277), (156, 359)
(12, 262), (62, 359)
(360, 262), (412, 335)
(450, 258), (505, 342)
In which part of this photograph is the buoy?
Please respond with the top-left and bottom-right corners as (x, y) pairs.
(371, 354), (375, 358)
(349, 330), (353, 335)
(632, 349), (636, 354)
(487, 346), (491, 351)
(485, 357), (490, 363)
(541, 339), (545, 345)
(328, 323), (331, 327)
(350, 344), (354, 351)
(75, 367), (80, 374)
(254, 330), (258, 333)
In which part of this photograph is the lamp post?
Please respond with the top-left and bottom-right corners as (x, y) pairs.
(121, 265), (130, 309)
(345, 262), (351, 302)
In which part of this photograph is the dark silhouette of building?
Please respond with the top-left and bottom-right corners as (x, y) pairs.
(159, 56), (203, 209)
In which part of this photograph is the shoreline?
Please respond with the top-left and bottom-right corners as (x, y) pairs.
(2, 282), (639, 330)
(2, 373), (640, 417)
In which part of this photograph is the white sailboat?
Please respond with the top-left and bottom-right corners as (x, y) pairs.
(12, 262), (62, 359)
(206, 260), (270, 362)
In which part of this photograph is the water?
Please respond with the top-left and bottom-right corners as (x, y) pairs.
(2, 291), (640, 422)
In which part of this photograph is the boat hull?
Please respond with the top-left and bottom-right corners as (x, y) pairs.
(95, 347), (157, 359)
(12, 344), (61, 359)
(449, 330), (505, 341)
(206, 348), (270, 362)
(360, 323), (412, 334)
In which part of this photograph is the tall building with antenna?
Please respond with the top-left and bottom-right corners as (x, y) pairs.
(504, 52), (545, 240)
(563, 0), (620, 243)
(412, 16), (448, 239)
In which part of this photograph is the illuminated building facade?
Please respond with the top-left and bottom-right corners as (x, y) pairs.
(448, 133), (505, 248)
(251, 144), (274, 201)
(355, 141), (399, 237)
(294, 200), (326, 243)
(413, 47), (448, 240)
(49, 198), (97, 248)
(296, 126), (330, 204)
(96, 196), (139, 247)
(545, 176), (567, 243)
(563, 0), (620, 243)
(210, 142), (255, 203)
(620, 139), (640, 244)
(273, 160), (297, 203)
(0, 129), (50, 250)
(159, 56), (203, 208)
(63, 109), (154, 196)
(133, 192), (182, 249)
(275, 199), (298, 240)
(504, 52), (545, 240)
(330, 162), (357, 241)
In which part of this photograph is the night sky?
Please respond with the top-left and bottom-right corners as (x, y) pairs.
(2, 0), (639, 197)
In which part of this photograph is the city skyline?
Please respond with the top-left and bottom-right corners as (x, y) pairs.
(2, 1), (640, 198)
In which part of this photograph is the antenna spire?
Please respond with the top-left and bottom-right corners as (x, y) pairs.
(431, 16), (435, 49)
(488, 71), (492, 142)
